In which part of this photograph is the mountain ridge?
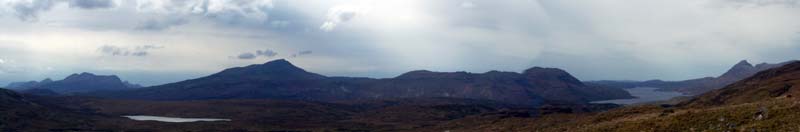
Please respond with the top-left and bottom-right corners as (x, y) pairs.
(88, 59), (633, 105)
(5, 72), (142, 94)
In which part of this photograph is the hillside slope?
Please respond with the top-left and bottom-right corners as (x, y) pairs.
(0, 88), (97, 131)
(683, 61), (800, 107)
(426, 61), (800, 131)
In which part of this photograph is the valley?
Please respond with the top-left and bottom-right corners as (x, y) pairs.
(2, 1), (799, 131)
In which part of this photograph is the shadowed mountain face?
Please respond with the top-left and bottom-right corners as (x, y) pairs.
(0, 88), (28, 106)
(0, 88), (98, 131)
(588, 60), (796, 95)
(6, 73), (142, 94)
(90, 59), (632, 105)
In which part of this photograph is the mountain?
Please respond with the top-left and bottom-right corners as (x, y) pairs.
(684, 61), (800, 107)
(90, 59), (632, 105)
(422, 61), (800, 131)
(587, 60), (796, 95)
(6, 73), (142, 94)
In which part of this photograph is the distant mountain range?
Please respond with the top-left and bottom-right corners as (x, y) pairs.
(5, 72), (142, 94)
(587, 60), (796, 95)
(88, 59), (633, 105)
(8, 59), (800, 131)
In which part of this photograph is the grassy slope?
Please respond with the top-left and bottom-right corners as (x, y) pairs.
(423, 98), (800, 132)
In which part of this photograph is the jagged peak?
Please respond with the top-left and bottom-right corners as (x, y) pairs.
(720, 60), (758, 79)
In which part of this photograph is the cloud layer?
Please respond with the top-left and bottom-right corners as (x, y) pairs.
(1, 0), (800, 85)
(1, 0), (117, 21)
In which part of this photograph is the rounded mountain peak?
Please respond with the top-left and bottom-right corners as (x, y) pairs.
(212, 59), (326, 80)
(523, 67), (569, 76)
(523, 67), (583, 85)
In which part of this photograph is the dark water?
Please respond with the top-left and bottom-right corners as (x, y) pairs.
(591, 87), (685, 105)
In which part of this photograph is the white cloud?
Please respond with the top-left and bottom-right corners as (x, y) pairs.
(460, 1), (475, 8)
(320, 4), (369, 32)
(270, 20), (290, 28)
(135, 0), (274, 24)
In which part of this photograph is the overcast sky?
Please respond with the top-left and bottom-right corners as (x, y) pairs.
(1, 0), (799, 86)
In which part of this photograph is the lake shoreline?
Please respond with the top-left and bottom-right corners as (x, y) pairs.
(123, 115), (232, 123)
(591, 87), (685, 105)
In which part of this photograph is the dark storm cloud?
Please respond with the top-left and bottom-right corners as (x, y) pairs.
(237, 52), (257, 59)
(290, 50), (312, 58)
(97, 45), (164, 57)
(235, 49), (279, 60)
(67, 0), (117, 9)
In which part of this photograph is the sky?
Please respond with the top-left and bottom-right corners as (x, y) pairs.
(0, 0), (799, 86)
